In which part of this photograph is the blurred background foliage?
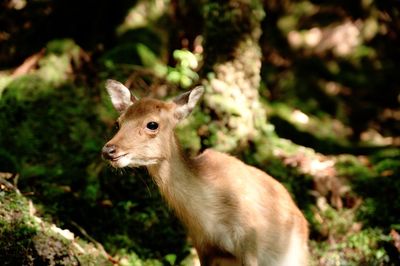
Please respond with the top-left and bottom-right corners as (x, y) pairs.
(0, 0), (399, 265)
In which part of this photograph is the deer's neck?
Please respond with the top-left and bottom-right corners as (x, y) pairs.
(147, 134), (202, 226)
(147, 134), (197, 199)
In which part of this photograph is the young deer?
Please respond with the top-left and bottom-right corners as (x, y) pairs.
(102, 79), (309, 266)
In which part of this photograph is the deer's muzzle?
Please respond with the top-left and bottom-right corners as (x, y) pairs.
(102, 144), (117, 160)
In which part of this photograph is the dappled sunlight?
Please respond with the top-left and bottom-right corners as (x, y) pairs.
(381, 108), (400, 121)
(5, 0), (26, 10)
(268, 102), (354, 152)
(360, 128), (398, 146)
(117, 0), (169, 34)
(291, 109), (310, 124)
(288, 21), (362, 56)
(323, 81), (350, 96)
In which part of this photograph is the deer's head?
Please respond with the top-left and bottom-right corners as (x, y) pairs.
(102, 79), (203, 168)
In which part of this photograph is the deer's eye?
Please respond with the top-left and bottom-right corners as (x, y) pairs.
(146, 121), (159, 131)
(114, 121), (120, 130)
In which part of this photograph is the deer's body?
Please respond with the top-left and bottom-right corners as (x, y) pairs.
(102, 80), (309, 266)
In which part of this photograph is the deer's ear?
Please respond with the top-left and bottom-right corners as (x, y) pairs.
(105, 79), (138, 113)
(173, 86), (204, 121)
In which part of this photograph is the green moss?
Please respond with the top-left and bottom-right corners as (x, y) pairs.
(334, 151), (400, 230)
(0, 191), (111, 265)
(2, 75), (53, 101)
(202, 0), (264, 68)
(115, 249), (164, 266)
(46, 39), (81, 56)
(310, 227), (390, 265)
(37, 39), (83, 85)
(335, 155), (373, 181)
(374, 158), (400, 175)
(102, 43), (149, 65)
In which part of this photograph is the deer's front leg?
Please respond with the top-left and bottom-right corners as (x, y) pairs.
(196, 248), (213, 266)
(240, 231), (259, 266)
(241, 254), (258, 266)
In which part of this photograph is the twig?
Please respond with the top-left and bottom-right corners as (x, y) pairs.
(12, 49), (45, 77)
(0, 176), (20, 194)
(70, 220), (119, 264)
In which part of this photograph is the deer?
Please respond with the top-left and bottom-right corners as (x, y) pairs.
(101, 79), (309, 266)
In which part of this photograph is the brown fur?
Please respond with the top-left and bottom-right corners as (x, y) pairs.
(103, 82), (309, 266)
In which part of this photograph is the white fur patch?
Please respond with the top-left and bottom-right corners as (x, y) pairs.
(110, 154), (159, 168)
(279, 228), (307, 266)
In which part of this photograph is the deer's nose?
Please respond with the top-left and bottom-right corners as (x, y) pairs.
(102, 144), (117, 160)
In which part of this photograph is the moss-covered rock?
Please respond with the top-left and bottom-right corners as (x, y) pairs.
(0, 190), (111, 266)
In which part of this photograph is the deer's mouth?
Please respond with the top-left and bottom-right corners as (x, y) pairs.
(110, 154), (128, 162)
(107, 153), (161, 168)
(108, 153), (132, 168)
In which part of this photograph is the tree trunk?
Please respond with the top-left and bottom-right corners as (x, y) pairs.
(200, 0), (266, 152)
